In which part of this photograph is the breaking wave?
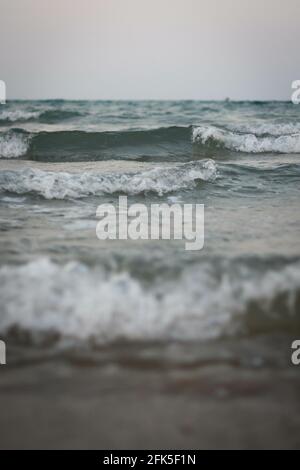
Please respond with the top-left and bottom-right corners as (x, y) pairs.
(0, 160), (217, 199)
(2, 122), (300, 163)
(227, 122), (300, 137)
(193, 125), (300, 154)
(0, 110), (41, 123)
(0, 126), (191, 161)
(0, 130), (31, 158)
(0, 258), (299, 344)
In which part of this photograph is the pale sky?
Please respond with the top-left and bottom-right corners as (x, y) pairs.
(0, 0), (299, 100)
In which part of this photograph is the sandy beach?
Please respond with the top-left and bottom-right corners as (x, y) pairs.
(1, 335), (300, 449)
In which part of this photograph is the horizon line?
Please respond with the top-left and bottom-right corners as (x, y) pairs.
(2, 98), (293, 103)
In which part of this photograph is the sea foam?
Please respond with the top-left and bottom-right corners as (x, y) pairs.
(0, 258), (299, 343)
(0, 131), (30, 158)
(193, 125), (300, 153)
(0, 160), (217, 199)
(0, 110), (42, 122)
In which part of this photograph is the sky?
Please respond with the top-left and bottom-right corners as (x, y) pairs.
(0, 0), (299, 100)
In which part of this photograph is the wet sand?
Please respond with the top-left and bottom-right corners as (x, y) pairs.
(0, 336), (300, 449)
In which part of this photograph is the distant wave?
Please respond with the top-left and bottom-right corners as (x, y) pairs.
(193, 125), (300, 153)
(0, 160), (217, 199)
(0, 109), (83, 124)
(227, 122), (300, 137)
(0, 110), (41, 123)
(38, 109), (84, 123)
(0, 257), (299, 344)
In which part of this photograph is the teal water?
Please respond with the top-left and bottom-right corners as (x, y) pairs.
(0, 101), (299, 351)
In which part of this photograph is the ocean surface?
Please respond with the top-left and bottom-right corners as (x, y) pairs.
(0, 100), (300, 364)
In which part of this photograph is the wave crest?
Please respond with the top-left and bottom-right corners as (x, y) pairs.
(0, 131), (31, 158)
(0, 258), (299, 343)
(227, 122), (300, 137)
(0, 160), (217, 199)
(193, 125), (300, 154)
(0, 110), (41, 123)
(0, 109), (82, 124)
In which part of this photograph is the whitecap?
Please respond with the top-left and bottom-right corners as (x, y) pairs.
(0, 258), (299, 343)
(193, 125), (300, 153)
(0, 159), (217, 199)
(0, 131), (30, 158)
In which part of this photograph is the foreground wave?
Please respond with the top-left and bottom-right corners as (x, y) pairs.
(0, 257), (299, 344)
(1, 160), (299, 199)
(0, 160), (217, 199)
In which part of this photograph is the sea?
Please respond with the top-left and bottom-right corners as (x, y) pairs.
(0, 100), (299, 347)
(1, 99), (300, 447)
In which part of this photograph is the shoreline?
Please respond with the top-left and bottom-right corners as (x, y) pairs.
(1, 335), (299, 449)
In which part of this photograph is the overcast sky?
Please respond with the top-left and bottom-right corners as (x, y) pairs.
(0, 0), (299, 100)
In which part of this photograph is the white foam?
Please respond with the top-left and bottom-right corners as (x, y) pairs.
(193, 125), (300, 153)
(228, 122), (300, 137)
(0, 258), (299, 343)
(0, 160), (217, 199)
(0, 132), (30, 158)
(0, 110), (41, 122)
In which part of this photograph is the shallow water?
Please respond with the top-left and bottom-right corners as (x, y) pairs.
(0, 100), (300, 356)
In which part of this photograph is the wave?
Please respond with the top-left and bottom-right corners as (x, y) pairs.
(0, 257), (299, 344)
(2, 124), (300, 162)
(193, 125), (300, 154)
(0, 160), (217, 199)
(0, 126), (191, 161)
(226, 122), (300, 137)
(1, 159), (298, 199)
(29, 126), (191, 162)
(0, 109), (82, 124)
(39, 109), (84, 123)
(0, 130), (31, 158)
(0, 110), (41, 123)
